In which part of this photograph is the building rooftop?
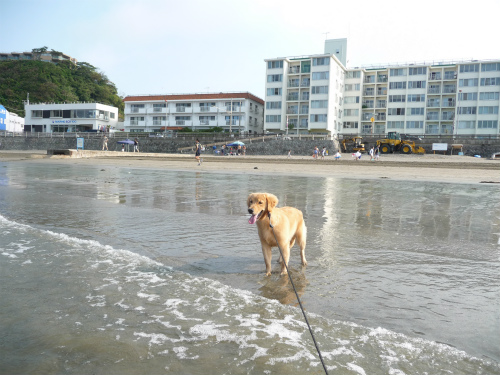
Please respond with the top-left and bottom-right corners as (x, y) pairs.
(123, 92), (265, 105)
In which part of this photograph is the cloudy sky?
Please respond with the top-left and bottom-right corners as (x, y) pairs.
(2, 0), (499, 99)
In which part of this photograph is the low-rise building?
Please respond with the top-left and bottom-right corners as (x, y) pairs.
(24, 102), (118, 132)
(0, 105), (24, 132)
(123, 92), (264, 134)
(0, 51), (77, 64)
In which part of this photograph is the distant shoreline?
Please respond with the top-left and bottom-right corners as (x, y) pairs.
(1, 150), (499, 184)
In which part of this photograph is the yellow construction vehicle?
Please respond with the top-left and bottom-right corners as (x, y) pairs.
(376, 132), (425, 154)
(341, 136), (366, 153)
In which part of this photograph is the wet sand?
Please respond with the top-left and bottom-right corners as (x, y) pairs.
(1, 150), (499, 184)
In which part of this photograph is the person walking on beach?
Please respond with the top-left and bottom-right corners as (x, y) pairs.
(334, 151), (342, 160)
(375, 146), (380, 161)
(134, 138), (139, 152)
(287, 149), (291, 159)
(121, 144), (125, 152)
(321, 147), (326, 160)
(312, 146), (319, 159)
(195, 139), (202, 165)
(243, 145), (246, 156)
(102, 135), (108, 151)
(369, 146), (374, 161)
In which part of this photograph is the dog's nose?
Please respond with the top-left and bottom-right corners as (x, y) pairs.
(248, 208), (254, 214)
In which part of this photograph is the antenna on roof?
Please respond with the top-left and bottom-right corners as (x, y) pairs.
(323, 32), (330, 40)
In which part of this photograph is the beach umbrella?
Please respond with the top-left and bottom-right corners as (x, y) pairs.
(226, 141), (245, 147)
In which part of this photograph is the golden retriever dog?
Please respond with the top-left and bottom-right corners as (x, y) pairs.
(247, 193), (307, 276)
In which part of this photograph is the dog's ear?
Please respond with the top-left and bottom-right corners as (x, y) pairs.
(266, 194), (279, 212)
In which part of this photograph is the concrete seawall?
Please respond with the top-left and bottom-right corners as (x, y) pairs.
(1, 134), (499, 157)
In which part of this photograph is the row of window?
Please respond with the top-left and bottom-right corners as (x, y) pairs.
(343, 120), (498, 129)
(266, 100), (329, 110)
(266, 114), (328, 123)
(343, 106), (499, 117)
(31, 109), (115, 119)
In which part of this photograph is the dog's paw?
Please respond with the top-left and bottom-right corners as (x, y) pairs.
(302, 260), (308, 266)
(265, 272), (272, 277)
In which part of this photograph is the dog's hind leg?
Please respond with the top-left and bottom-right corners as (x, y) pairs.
(296, 222), (307, 266)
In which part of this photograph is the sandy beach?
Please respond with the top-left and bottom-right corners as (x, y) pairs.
(1, 150), (499, 184)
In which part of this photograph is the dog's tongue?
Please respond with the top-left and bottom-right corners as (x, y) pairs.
(248, 215), (257, 224)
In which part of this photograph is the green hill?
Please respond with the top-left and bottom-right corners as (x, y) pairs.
(0, 59), (124, 119)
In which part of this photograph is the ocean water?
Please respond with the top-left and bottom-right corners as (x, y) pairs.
(0, 160), (499, 375)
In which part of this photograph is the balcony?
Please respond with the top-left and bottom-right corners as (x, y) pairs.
(426, 113), (439, 120)
(287, 108), (298, 115)
(175, 107), (192, 113)
(376, 101), (387, 108)
(364, 76), (376, 84)
(287, 94), (299, 101)
(364, 89), (375, 96)
(378, 75), (388, 83)
(288, 66), (300, 74)
(442, 99), (456, 107)
(300, 108), (309, 115)
(442, 113), (455, 121)
(301, 93), (310, 101)
(443, 86), (456, 94)
(429, 73), (442, 80)
(376, 114), (386, 121)
(176, 120), (192, 126)
(301, 80), (310, 87)
(288, 80), (300, 87)
(427, 101), (440, 107)
(428, 87), (441, 94)
(377, 88), (387, 96)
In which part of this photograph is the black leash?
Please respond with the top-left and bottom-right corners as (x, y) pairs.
(268, 212), (329, 375)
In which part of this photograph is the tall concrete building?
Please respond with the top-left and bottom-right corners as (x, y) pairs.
(264, 39), (500, 137)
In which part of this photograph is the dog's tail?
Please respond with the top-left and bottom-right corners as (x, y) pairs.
(297, 218), (307, 250)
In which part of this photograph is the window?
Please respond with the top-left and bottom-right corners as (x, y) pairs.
(459, 92), (478, 100)
(311, 86), (329, 94)
(479, 92), (500, 100)
(199, 115), (215, 124)
(267, 88), (282, 96)
(346, 71), (361, 78)
(478, 120), (498, 128)
(32, 110), (42, 118)
(458, 107), (477, 115)
(344, 96), (359, 104)
(343, 121), (358, 128)
(481, 77), (500, 86)
(407, 94), (425, 102)
(458, 121), (474, 129)
(459, 78), (478, 87)
(481, 63), (500, 72)
(199, 102), (216, 111)
(310, 114), (327, 122)
(343, 109), (359, 116)
(478, 106), (499, 114)
(267, 74), (283, 82)
(409, 107), (424, 115)
(344, 84), (360, 91)
(266, 115), (281, 122)
(110, 112), (115, 119)
(175, 116), (190, 120)
(460, 64), (479, 73)
(313, 57), (330, 66)
(389, 95), (405, 102)
(388, 108), (405, 115)
(409, 67), (427, 75)
(267, 60), (283, 69)
(50, 110), (62, 117)
(266, 101), (281, 109)
(390, 68), (406, 77)
(312, 71), (329, 80)
(406, 121), (423, 129)
(130, 104), (144, 113)
(387, 121), (404, 129)
(389, 82), (407, 89)
(311, 100), (328, 108)
(408, 81), (426, 89)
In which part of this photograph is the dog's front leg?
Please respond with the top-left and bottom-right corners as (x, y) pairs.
(279, 244), (290, 275)
(261, 243), (273, 276)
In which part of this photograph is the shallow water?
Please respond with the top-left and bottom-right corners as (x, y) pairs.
(0, 161), (499, 374)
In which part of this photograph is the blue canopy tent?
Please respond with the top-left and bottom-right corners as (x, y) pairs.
(117, 139), (134, 152)
(226, 141), (245, 147)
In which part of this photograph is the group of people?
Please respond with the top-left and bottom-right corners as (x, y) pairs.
(352, 146), (380, 161)
(102, 136), (140, 152)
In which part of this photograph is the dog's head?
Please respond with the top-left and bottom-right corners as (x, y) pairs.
(247, 193), (278, 224)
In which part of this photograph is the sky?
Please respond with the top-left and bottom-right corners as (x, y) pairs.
(2, 0), (500, 100)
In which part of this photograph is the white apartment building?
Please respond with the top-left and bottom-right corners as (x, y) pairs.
(264, 54), (345, 135)
(265, 39), (500, 137)
(24, 102), (119, 132)
(123, 93), (264, 134)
